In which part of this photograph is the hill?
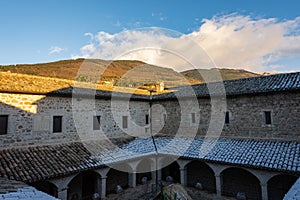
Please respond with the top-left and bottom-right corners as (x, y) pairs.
(0, 59), (189, 87)
(0, 59), (265, 87)
(181, 68), (264, 83)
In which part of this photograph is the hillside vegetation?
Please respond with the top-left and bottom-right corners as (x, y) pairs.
(181, 68), (265, 83)
(0, 59), (264, 87)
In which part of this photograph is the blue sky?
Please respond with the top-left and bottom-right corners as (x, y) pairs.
(1, 0), (300, 72)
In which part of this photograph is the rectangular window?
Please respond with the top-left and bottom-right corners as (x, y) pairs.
(163, 114), (167, 123)
(0, 115), (8, 135)
(93, 116), (101, 130)
(191, 113), (196, 123)
(53, 116), (62, 133)
(225, 111), (230, 124)
(145, 114), (149, 125)
(264, 111), (272, 125)
(122, 116), (128, 129)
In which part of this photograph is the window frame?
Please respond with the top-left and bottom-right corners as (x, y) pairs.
(93, 115), (101, 130)
(122, 116), (128, 129)
(53, 116), (63, 133)
(145, 114), (149, 125)
(225, 111), (230, 124)
(163, 113), (167, 124)
(264, 111), (272, 125)
(0, 115), (8, 135)
(191, 112), (196, 124)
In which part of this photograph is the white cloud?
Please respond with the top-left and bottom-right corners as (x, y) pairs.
(49, 46), (65, 55)
(84, 32), (94, 41)
(80, 44), (95, 57)
(77, 14), (300, 72)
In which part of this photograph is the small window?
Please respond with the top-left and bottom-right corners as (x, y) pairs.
(93, 116), (101, 130)
(122, 116), (128, 129)
(264, 111), (272, 125)
(191, 113), (196, 123)
(163, 114), (167, 123)
(145, 114), (149, 125)
(0, 115), (8, 135)
(53, 116), (62, 133)
(225, 111), (230, 124)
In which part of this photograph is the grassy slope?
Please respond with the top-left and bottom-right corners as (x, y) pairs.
(181, 68), (262, 83)
(0, 59), (264, 87)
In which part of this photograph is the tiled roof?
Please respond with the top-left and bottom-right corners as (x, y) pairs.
(50, 86), (149, 101)
(284, 178), (300, 200)
(0, 137), (299, 184)
(154, 72), (300, 99)
(156, 137), (300, 173)
(2, 71), (300, 100)
(0, 177), (57, 199)
(0, 142), (103, 183)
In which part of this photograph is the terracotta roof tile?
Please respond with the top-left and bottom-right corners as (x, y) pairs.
(0, 142), (103, 183)
(0, 137), (299, 184)
(155, 72), (300, 99)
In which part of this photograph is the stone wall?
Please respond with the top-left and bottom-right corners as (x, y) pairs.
(1, 90), (300, 148)
(0, 92), (150, 148)
(153, 92), (300, 140)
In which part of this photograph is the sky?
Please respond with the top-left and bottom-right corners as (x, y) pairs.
(1, 0), (300, 72)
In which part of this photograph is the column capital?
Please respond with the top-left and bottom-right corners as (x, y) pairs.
(95, 167), (110, 178)
(101, 175), (107, 180)
(58, 187), (68, 192)
(176, 159), (191, 169)
(260, 182), (267, 187)
(179, 167), (186, 171)
(57, 188), (68, 200)
(260, 181), (268, 200)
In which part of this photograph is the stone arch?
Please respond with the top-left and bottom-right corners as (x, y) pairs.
(221, 167), (262, 200)
(106, 167), (129, 194)
(136, 157), (153, 184)
(67, 170), (100, 200)
(267, 174), (298, 200)
(186, 160), (216, 192)
(30, 180), (58, 198)
(161, 157), (180, 183)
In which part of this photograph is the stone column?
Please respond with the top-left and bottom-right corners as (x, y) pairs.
(94, 168), (110, 199)
(176, 159), (191, 187)
(128, 161), (140, 188)
(215, 173), (222, 199)
(57, 188), (68, 200)
(244, 168), (276, 200)
(50, 174), (77, 200)
(261, 182), (268, 200)
(100, 176), (107, 199)
(151, 170), (156, 184)
(157, 168), (162, 182)
(179, 167), (187, 186)
(129, 170), (137, 188)
(95, 177), (101, 195)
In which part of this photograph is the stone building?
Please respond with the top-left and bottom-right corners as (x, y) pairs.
(0, 72), (300, 200)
